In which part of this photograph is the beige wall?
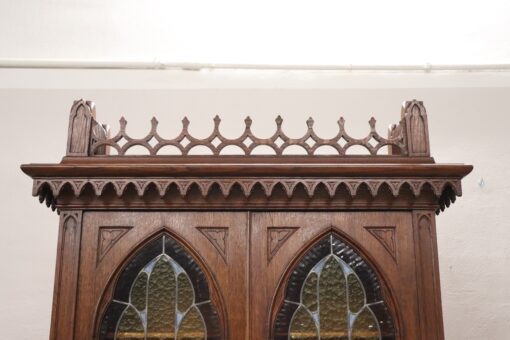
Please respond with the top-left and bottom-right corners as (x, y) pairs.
(1, 1), (510, 65)
(1, 69), (509, 339)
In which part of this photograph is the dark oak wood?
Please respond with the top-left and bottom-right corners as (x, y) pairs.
(21, 99), (472, 340)
(413, 211), (445, 339)
(50, 211), (83, 340)
(21, 161), (470, 177)
(401, 100), (430, 157)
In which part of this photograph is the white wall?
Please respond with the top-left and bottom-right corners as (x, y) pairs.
(1, 0), (510, 65)
(0, 68), (509, 339)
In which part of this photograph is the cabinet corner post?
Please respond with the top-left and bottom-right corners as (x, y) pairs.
(412, 210), (445, 340)
(50, 210), (83, 340)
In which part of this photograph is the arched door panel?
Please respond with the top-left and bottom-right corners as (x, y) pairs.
(74, 212), (249, 340)
(99, 234), (221, 339)
(273, 234), (395, 340)
(250, 212), (419, 340)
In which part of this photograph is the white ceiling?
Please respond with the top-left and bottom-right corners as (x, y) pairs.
(1, 0), (509, 66)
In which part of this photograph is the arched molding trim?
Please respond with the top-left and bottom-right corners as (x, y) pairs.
(93, 228), (226, 340)
(32, 177), (463, 214)
(269, 227), (401, 340)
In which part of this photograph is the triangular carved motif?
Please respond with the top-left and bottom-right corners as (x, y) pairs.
(365, 226), (397, 262)
(197, 227), (229, 263)
(267, 227), (299, 262)
(97, 226), (132, 265)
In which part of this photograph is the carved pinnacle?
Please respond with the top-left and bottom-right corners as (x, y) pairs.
(119, 117), (127, 130)
(182, 117), (190, 128)
(275, 115), (283, 126)
(244, 116), (252, 128)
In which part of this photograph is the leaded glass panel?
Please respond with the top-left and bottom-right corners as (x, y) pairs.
(274, 234), (396, 340)
(99, 235), (221, 340)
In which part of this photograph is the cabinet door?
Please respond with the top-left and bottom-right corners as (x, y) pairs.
(250, 212), (420, 340)
(74, 211), (249, 340)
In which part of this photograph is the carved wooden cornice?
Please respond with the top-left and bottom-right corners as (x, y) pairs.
(21, 99), (472, 213)
(28, 175), (464, 213)
(32, 177), (462, 198)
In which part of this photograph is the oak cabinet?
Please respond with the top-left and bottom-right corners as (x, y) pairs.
(22, 99), (471, 340)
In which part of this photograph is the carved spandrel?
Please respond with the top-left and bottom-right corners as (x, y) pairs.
(267, 227), (299, 262)
(96, 227), (132, 265)
(365, 226), (397, 263)
(197, 227), (229, 263)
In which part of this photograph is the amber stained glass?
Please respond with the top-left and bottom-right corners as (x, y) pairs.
(301, 273), (318, 312)
(289, 306), (318, 340)
(178, 273), (194, 313)
(117, 306), (145, 340)
(177, 306), (206, 340)
(147, 256), (176, 339)
(351, 307), (380, 340)
(348, 274), (365, 314)
(130, 272), (148, 311)
(276, 234), (396, 340)
(99, 235), (217, 340)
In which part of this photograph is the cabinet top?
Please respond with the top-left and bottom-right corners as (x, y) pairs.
(21, 99), (472, 214)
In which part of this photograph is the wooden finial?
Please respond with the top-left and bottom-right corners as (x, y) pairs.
(401, 100), (430, 156)
(66, 100), (95, 156)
